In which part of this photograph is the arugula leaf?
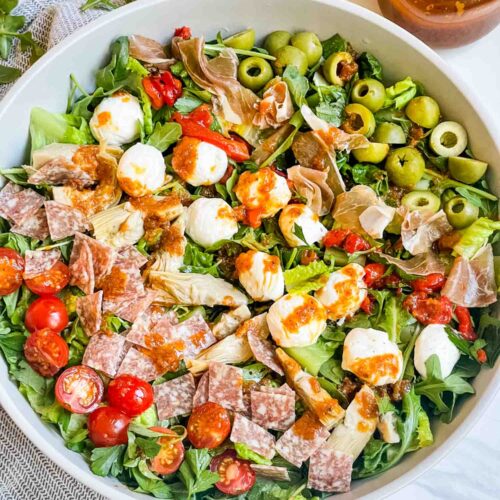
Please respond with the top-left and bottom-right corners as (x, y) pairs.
(0, 63), (19, 82)
(283, 260), (330, 294)
(321, 33), (349, 59)
(445, 326), (486, 362)
(357, 52), (383, 81)
(314, 85), (346, 126)
(383, 77), (417, 110)
(349, 162), (389, 196)
(0, 12), (24, 59)
(478, 312), (500, 368)
(174, 94), (204, 113)
(147, 122), (182, 153)
(136, 437), (161, 458)
(132, 465), (174, 498)
(291, 223), (306, 245)
(0, 1), (18, 14)
(91, 445), (126, 477)
(375, 295), (414, 344)
(235, 442), (273, 465)
(408, 407), (433, 451)
(283, 65), (309, 107)
(0, 330), (25, 368)
(96, 36), (129, 90)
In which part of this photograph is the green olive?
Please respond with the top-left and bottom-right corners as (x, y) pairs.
(444, 196), (479, 229)
(290, 31), (322, 67)
(385, 147), (425, 188)
(224, 29), (256, 51)
(264, 30), (292, 56)
(385, 211), (403, 235)
(405, 96), (440, 129)
(372, 122), (406, 144)
(448, 156), (488, 185)
(323, 51), (354, 86)
(237, 56), (274, 91)
(441, 189), (457, 204)
(429, 121), (467, 157)
(273, 45), (308, 76)
(341, 103), (376, 137)
(352, 142), (390, 163)
(351, 78), (386, 112)
(401, 191), (441, 213)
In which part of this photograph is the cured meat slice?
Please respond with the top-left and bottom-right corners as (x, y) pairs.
(69, 238), (95, 295)
(192, 372), (209, 408)
(307, 448), (353, 493)
(208, 361), (245, 412)
(0, 182), (22, 221)
(28, 158), (94, 187)
(117, 347), (163, 381)
(230, 414), (276, 460)
(247, 331), (283, 375)
(119, 246), (148, 268)
(100, 256), (144, 301)
(174, 313), (217, 359)
(76, 291), (103, 336)
(250, 465), (290, 481)
(259, 383), (295, 396)
(126, 306), (178, 348)
(275, 411), (330, 467)
(103, 290), (156, 323)
(72, 232), (116, 283)
(82, 332), (126, 378)
(0, 184), (44, 224)
(23, 249), (61, 279)
(11, 208), (49, 240)
(45, 201), (90, 241)
(154, 373), (196, 420)
(251, 390), (295, 431)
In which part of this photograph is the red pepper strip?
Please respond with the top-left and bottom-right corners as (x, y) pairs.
(410, 273), (446, 294)
(159, 71), (183, 107)
(184, 104), (213, 128)
(403, 292), (453, 325)
(360, 295), (374, 315)
(323, 229), (350, 248)
(174, 26), (192, 39)
(343, 233), (371, 254)
(476, 349), (487, 364)
(454, 305), (477, 341)
(363, 263), (387, 288)
(172, 113), (250, 161)
(143, 77), (164, 110)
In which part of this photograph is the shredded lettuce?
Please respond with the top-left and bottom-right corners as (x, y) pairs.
(284, 337), (336, 376)
(235, 443), (273, 465)
(453, 218), (500, 259)
(383, 77), (417, 110)
(283, 260), (331, 294)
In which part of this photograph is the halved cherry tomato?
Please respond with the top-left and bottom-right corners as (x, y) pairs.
(403, 292), (452, 325)
(174, 26), (192, 40)
(24, 328), (69, 377)
(0, 247), (24, 296)
(363, 263), (387, 288)
(343, 233), (371, 253)
(210, 450), (255, 495)
(107, 375), (154, 417)
(88, 406), (130, 447)
(410, 273), (446, 294)
(149, 427), (185, 475)
(187, 402), (231, 449)
(25, 296), (69, 333)
(24, 261), (70, 296)
(55, 365), (104, 414)
(323, 228), (350, 248)
(454, 305), (477, 341)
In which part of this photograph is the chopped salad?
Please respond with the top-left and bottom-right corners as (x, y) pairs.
(0, 26), (499, 498)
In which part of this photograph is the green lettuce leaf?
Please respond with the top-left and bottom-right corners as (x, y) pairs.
(477, 311), (500, 368)
(284, 337), (337, 376)
(283, 260), (330, 294)
(283, 65), (309, 108)
(314, 84), (347, 126)
(235, 442), (273, 465)
(181, 242), (219, 277)
(321, 33), (349, 59)
(410, 408), (433, 451)
(358, 52), (383, 81)
(383, 77), (417, 110)
(131, 405), (158, 428)
(147, 122), (182, 153)
(452, 218), (500, 259)
(91, 445), (126, 477)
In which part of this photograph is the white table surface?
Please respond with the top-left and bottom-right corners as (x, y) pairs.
(350, 4), (500, 499)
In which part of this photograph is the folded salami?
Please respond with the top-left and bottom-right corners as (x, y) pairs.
(76, 291), (103, 336)
(154, 373), (196, 420)
(117, 347), (163, 382)
(11, 208), (49, 240)
(192, 371), (209, 408)
(308, 448), (353, 493)
(0, 183), (45, 225)
(45, 201), (90, 241)
(23, 249), (61, 279)
(230, 414), (276, 460)
(82, 332), (126, 378)
(208, 361), (245, 412)
(251, 389), (295, 431)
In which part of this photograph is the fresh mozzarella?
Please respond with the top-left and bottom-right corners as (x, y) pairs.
(378, 412), (400, 444)
(234, 167), (291, 220)
(185, 197), (238, 248)
(414, 324), (460, 379)
(172, 137), (228, 186)
(266, 292), (327, 347)
(342, 328), (403, 386)
(90, 92), (143, 146)
(235, 250), (284, 301)
(117, 143), (165, 197)
(279, 204), (327, 247)
(315, 263), (367, 320)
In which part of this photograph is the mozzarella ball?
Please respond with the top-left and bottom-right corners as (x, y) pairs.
(414, 324), (460, 379)
(172, 137), (228, 186)
(185, 198), (238, 248)
(90, 92), (143, 146)
(234, 167), (291, 221)
(342, 328), (403, 386)
(315, 263), (367, 321)
(279, 204), (327, 247)
(267, 293), (327, 347)
(235, 250), (284, 302)
(117, 143), (165, 197)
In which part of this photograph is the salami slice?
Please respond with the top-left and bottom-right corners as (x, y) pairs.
(259, 384), (295, 396)
(72, 232), (116, 283)
(23, 249), (61, 279)
(251, 390), (295, 431)
(308, 448), (353, 493)
(117, 347), (163, 381)
(0, 182), (22, 221)
(100, 257), (144, 301)
(126, 306), (178, 348)
(250, 465), (290, 481)
(11, 208), (49, 240)
(82, 332), (126, 378)
(208, 361), (245, 412)
(69, 238), (95, 295)
(119, 246), (148, 268)
(230, 414), (276, 460)
(103, 290), (156, 323)
(45, 201), (90, 241)
(0, 184), (44, 225)
(275, 411), (330, 467)
(76, 291), (103, 336)
(28, 158), (94, 187)
(173, 313), (216, 359)
(192, 371), (209, 408)
(247, 331), (283, 375)
(154, 373), (196, 420)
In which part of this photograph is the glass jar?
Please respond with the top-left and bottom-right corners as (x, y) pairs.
(378, 0), (500, 48)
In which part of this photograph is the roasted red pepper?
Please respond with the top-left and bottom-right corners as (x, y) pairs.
(184, 104), (213, 128)
(476, 349), (487, 364)
(142, 77), (164, 110)
(174, 26), (192, 40)
(403, 292), (453, 325)
(323, 229), (350, 248)
(410, 273), (446, 294)
(343, 233), (371, 254)
(363, 263), (387, 288)
(143, 71), (182, 110)
(454, 305), (477, 341)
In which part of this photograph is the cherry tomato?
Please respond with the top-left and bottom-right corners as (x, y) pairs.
(149, 427), (185, 475)
(383, 273), (401, 289)
(454, 306), (477, 341)
(107, 375), (154, 417)
(25, 296), (69, 333)
(410, 273), (446, 294)
(24, 261), (70, 296)
(343, 233), (371, 253)
(323, 228), (350, 248)
(210, 450), (255, 495)
(24, 328), (69, 377)
(360, 295), (374, 315)
(187, 402), (231, 449)
(0, 247), (24, 296)
(88, 406), (130, 447)
(363, 263), (387, 288)
(174, 26), (192, 39)
(403, 292), (452, 325)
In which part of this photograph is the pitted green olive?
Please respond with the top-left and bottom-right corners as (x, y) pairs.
(429, 121), (467, 157)
(402, 191), (441, 213)
(351, 78), (386, 112)
(323, 51), (354, 86)
(352, 142), (390, 163)
(341, 103), (376, 137)
(405, 96), (440, 129)
(224, 29), (256, 50)
(237, 57), (274, 91)
(448, 156), (488, 184)
(372, 122), (406, 144)
(444, 196), (479, 229)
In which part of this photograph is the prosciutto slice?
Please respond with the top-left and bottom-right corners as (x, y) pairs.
(379, 252), (447, 276)
(129, 35), (176, 69)
(253, 80), (293, 129)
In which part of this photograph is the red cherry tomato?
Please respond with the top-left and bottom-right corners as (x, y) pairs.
(360, 295), (374, 315)
(174, 26), (192, 39)
(24, 328), (69, 377)
(88, 406), (130, 447)
(24, 261), (70, 296)
(363, 263), (387, 288)
(25, 296), (69, 333)
(410, 273), (446, 294)
(55, 365), (104, 414)
(149, 427), (185, 475)
(343, 233), (371, 253)
(403, 292), (453, 325)
(323, 228), (350, 248)
(383, 273), (401, 289)
(187, 402), (231, 449)
(107, 375), (154, 417)
(454, 305), (477, 341)
(210, 450), (256, 495)
(0, 247), (24, 296)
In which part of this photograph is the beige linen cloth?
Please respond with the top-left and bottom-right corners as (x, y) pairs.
(0, 3), (119, 498)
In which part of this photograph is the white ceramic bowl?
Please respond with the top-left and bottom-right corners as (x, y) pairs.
(0, 0), (499, 498)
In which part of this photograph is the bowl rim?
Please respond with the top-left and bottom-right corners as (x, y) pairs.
(0, 0), (499, 498)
